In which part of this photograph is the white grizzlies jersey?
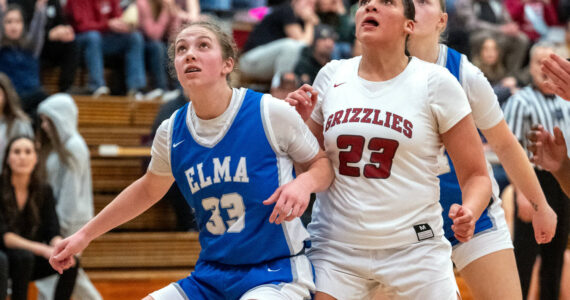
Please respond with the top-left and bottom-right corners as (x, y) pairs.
(308, 57), (472, 248)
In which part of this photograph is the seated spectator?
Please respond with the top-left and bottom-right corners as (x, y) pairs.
(471, 33), (519, 105)
(0, 136), (79, 300)
(316, 0), (354, 59)
(0, 73), (33, 175)
(505, 0), (561, 43)
(36, 94), (102, 300)
(239, 0), (319, 83)
(0, 1), (49, 119)
(294, 24), (336, 85)
(456, 0), (530, 74)
(137, 0), (179, 100)
(13, 0), (80, 94)
(65, 0), (146, 98)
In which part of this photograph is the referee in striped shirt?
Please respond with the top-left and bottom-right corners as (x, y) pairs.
(503, 42), (570, 300)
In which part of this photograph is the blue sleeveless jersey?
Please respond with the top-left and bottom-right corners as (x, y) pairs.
(440, 47), (493, 245)
(170, 89), (302, 265)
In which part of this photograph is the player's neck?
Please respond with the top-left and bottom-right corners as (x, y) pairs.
(409, 37), (440, 64)
(190, 82), (233, 120)
(359, 45), (409, 82)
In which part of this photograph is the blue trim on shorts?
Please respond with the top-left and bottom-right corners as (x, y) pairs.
(176, 256), (300, 300)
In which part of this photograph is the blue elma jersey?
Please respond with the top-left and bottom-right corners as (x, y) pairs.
(439, 47), (494, 245)
(170, 89), (309, 265)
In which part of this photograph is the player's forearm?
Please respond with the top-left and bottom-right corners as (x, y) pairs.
(493, 136), (549, 212)
(77, 174), (166, 243)
(296, 153), (334, 194)
(460, 175), (492, 221)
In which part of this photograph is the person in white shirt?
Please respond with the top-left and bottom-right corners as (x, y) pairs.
(392, 0), (557, 299)
(285, 0), (492, 298)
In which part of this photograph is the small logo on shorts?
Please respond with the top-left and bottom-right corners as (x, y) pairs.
(413, 223), (434, 241)
(267, 267), (281, 272)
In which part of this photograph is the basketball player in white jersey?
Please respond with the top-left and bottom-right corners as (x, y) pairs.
(396, 0), (557, 299)
(285, 0), (492, 298)
(48, 21), (335, 300)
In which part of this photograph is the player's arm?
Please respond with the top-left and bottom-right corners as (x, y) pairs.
(442, 114), (492, 242)
(435, 69), (491, 242)
(50, 119), (176, 273)
(50, 172), (174, 273)
(482, 120), (556, 244)
(263, 98), (334, 224)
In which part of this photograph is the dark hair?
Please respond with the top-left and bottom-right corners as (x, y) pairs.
(167, 20), (238, 86)
(0, 73), (29, 135)
(0, 4), (29, 49)
(0, 136), (42, 239)
(403, 0), (416, 56)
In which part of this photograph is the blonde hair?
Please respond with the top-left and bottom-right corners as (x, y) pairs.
(168, 21), (238, 86)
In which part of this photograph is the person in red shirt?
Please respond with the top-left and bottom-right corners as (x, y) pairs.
(65, 0), (146, 97)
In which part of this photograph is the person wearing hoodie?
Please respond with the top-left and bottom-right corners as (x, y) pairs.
(35, 94), (102, 300)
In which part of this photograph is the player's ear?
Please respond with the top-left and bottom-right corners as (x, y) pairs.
(404, 19), (414, 36)
(222, 57), (234, 76)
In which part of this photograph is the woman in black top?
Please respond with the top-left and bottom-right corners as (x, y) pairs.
(0, 136), (78, 300)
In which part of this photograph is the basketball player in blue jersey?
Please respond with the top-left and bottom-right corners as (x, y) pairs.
(397, 0), (558, 299)
(48, 21), (335, 300)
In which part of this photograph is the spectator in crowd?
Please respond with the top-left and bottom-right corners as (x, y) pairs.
(294, 24), (337, 85)
(175, 0), (201, 23)
(505, 0), (561, 43)
(65, 0), (146, 98)
(239, 0), (319, 83)
(35, 94), (102, 300)
(503, 42), (570, 300)
(456, 0), (530, 74)
(13, 0), (80, 94)
(315, 0), (355, 59)
(471, 33), (519, 105)
(0, 73), (33, 175)
(0, 1), (49, 120)
(0, 135), (79, 300)
(137, 0), (180, 100)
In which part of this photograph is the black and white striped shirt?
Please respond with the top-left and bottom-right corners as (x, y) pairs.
(503, 86), (570, 158)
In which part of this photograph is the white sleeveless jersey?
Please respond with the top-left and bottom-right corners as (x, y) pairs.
(308, 57), (472, 248)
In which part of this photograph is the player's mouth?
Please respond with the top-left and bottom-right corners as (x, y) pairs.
(185, 66), (201, 73)
(361, 16), (380, 28)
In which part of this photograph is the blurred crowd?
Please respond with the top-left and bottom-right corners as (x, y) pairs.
(1, 0), (570, 299)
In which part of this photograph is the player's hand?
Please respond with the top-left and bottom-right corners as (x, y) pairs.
(541, 53), (570, 101)
(263, 180), (311, 225)
(532, 204), (557, 244)
(449, 204), (475, 243)
(49, 232), (89, 274)
(284, 84), (318, 122)
(527, 125), (567, 172)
